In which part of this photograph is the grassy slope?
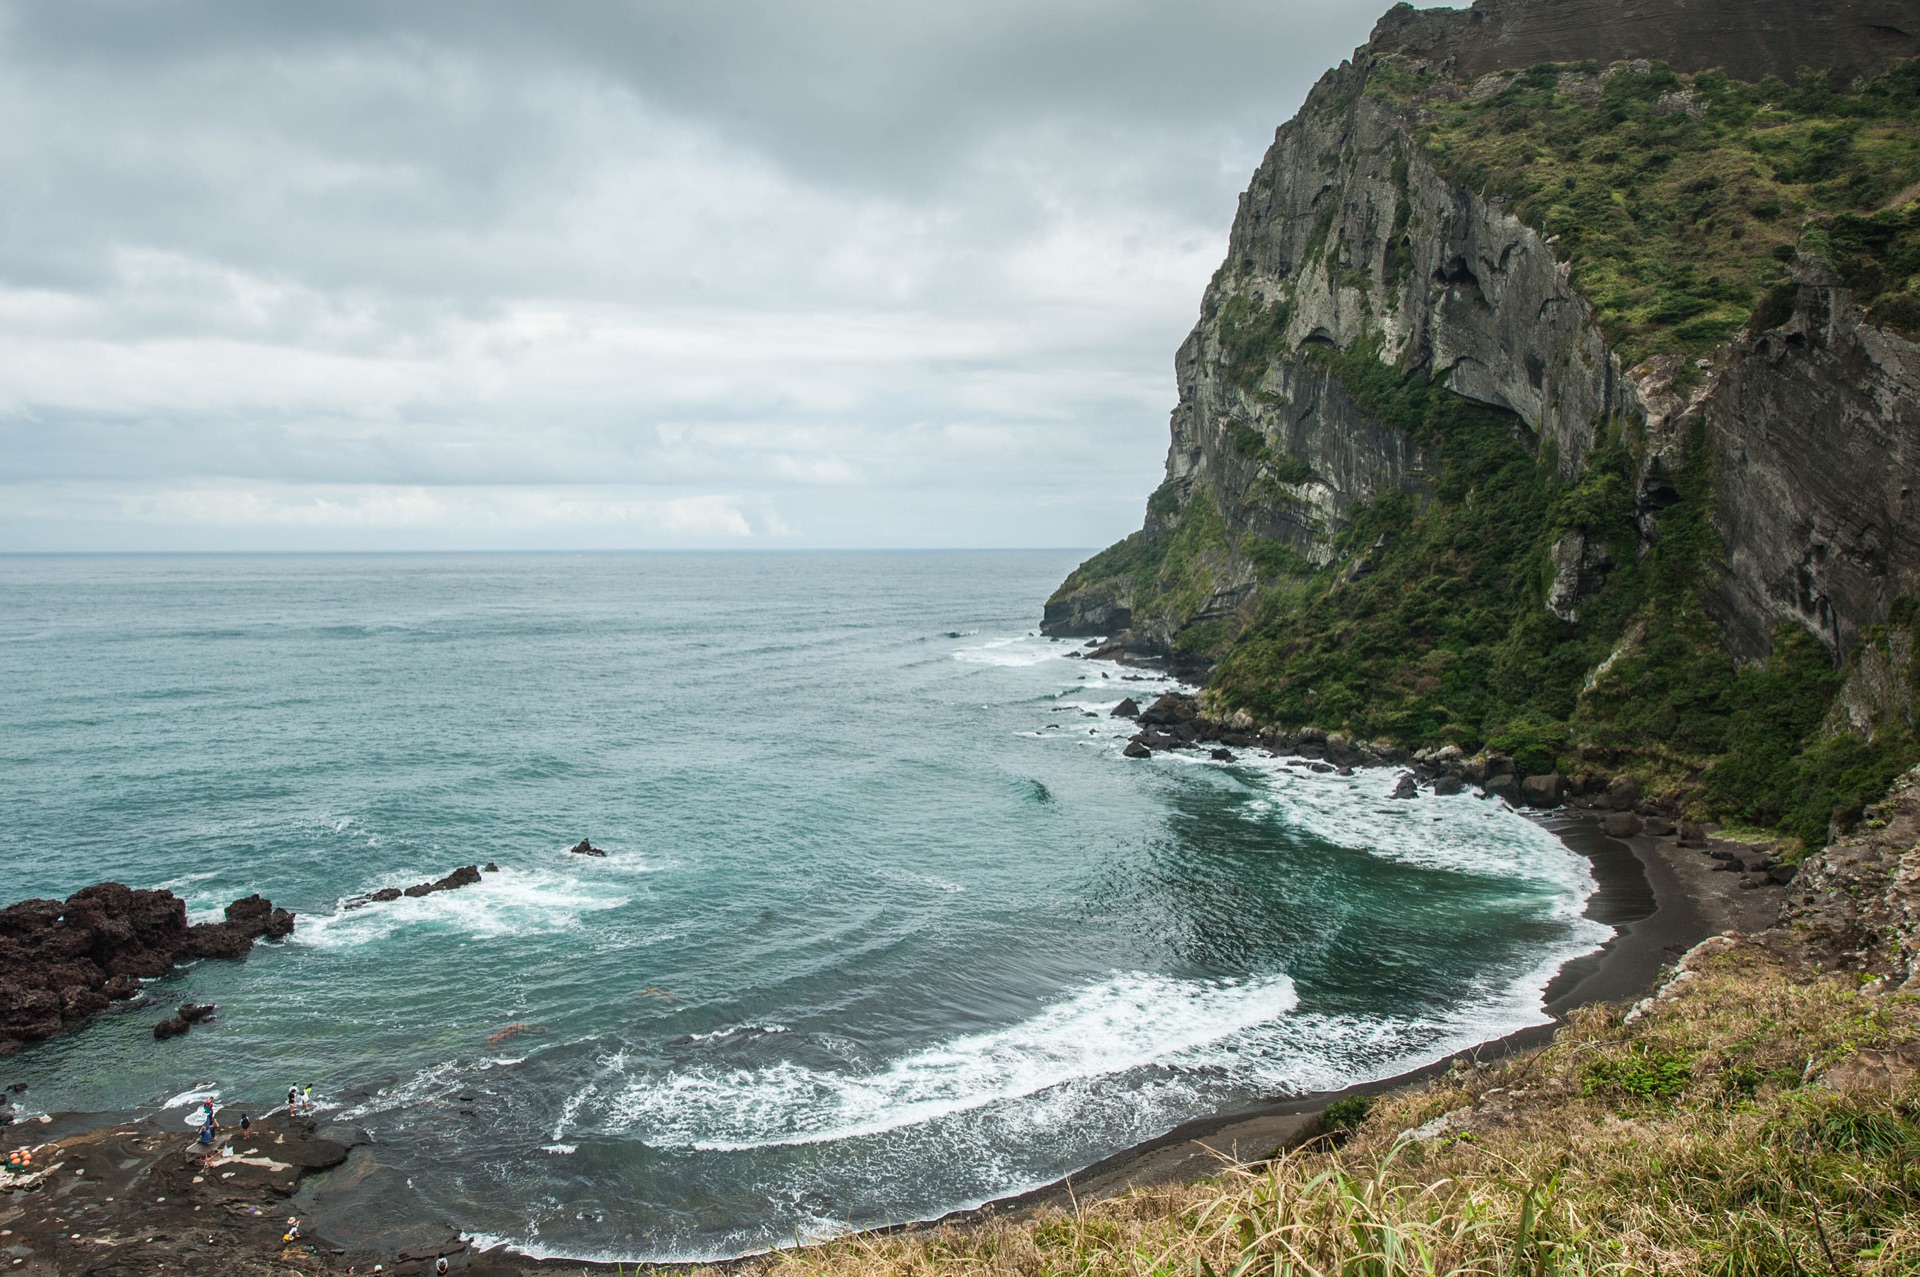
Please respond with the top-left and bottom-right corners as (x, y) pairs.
(773, 942), (1920, 1276)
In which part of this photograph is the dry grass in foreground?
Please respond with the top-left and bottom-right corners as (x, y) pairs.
(762, 941), (1920, 1276)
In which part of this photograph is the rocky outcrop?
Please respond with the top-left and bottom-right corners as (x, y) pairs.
(1764, 764), (1920, 984)
(343, 864), (486, 910)
(1368, 0), (1919, 87)
(0, 885), (295, 1055)
(182, 894), (296, 959)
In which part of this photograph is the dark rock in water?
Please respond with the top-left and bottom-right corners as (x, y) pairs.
(1390, 773), (1419, 799)
(483, 862), (498, 873)
(178, 1002), (216, 1024)
(1110, 697), (1140, 718)
(1309, 761), (1336, 774)
(569, 839), (607, 857)
(404, 865), (485, 896)
(1482, 774), (1521, 804)
(1123, 740), (1152, 759)
(1210, 748), (1236, 762)
(1601, 812), (1644, 838)
(370, 887), (402, 903)
(182, 894), (298, 959)
(1430, 775), (1464, 796)
(152, 1016), (189, 1040)
(1519, 773), (1565, 808)
(0, 883), (293, 1056)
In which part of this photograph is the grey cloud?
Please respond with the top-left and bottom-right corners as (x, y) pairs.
(0, 0), (1397, 549)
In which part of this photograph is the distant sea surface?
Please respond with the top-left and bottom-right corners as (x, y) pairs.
(0, 552), (1606, 1261)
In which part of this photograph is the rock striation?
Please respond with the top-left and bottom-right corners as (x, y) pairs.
(0, 885), (295, 1055)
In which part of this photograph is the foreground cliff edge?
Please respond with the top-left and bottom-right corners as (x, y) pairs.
(1047, 0), (1920, 856)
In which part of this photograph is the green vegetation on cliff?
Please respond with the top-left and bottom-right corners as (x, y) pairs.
(1055, 59), (1920, 846)
(1378, 57), (1920, 361)
(1205, 339), (1918, 844)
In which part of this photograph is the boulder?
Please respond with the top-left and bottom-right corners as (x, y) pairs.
(483, 862), (498, 873)
(178, 1002), (216, 1024)
(1390, 773), (1419, 799)
(1600, 812), (1644, 838)
(1483, 753), (1516, 779)
(1138, 694), (1199, 727)
(152, 1016), (189, 1040)
(1482, 774), (1521, 804)
(1123, 740), (1152, 759)
(568, 839), (607, 857)
(1430, 775), (1464, 796)
(1678, 821), (1708, 846)
(1769, 863), (1798, 885)
(1605, 776), (1641, 810)
(1642, 817), (1677, 837)
(1210, 748), (1236, 762)
(1110, 697), (1141, 718)
(1519, 773), (1565, 808)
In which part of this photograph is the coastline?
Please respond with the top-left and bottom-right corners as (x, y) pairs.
(902, 811), (1785, 1230)
(1, 810), (1783, 1275)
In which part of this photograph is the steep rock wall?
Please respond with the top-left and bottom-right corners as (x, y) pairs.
(1046, 52), (1631, 650)
(1698, 270), (1920, 662)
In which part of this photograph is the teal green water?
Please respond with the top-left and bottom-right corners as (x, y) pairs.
(0, 552), (1605, 1261)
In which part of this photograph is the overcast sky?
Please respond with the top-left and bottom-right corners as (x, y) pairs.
(1, 0), (1400, 551)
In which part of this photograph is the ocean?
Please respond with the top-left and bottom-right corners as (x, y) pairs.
(0, 551), (1608, 1261)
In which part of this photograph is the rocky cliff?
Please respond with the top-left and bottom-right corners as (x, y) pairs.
(1047, 0), (1920, 843)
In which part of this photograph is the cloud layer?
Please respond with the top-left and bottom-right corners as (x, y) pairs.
(0, 0), (1391, 550)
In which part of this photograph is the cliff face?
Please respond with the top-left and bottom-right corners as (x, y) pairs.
(1044, 56), (1629, 649)
(1046, 0), (1920, 838)
(1698, 269), (1920, 662)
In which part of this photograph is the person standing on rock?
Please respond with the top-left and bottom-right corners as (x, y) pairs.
(287, 1085), (297, 1119)
(301, 1083), (314, 1115)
